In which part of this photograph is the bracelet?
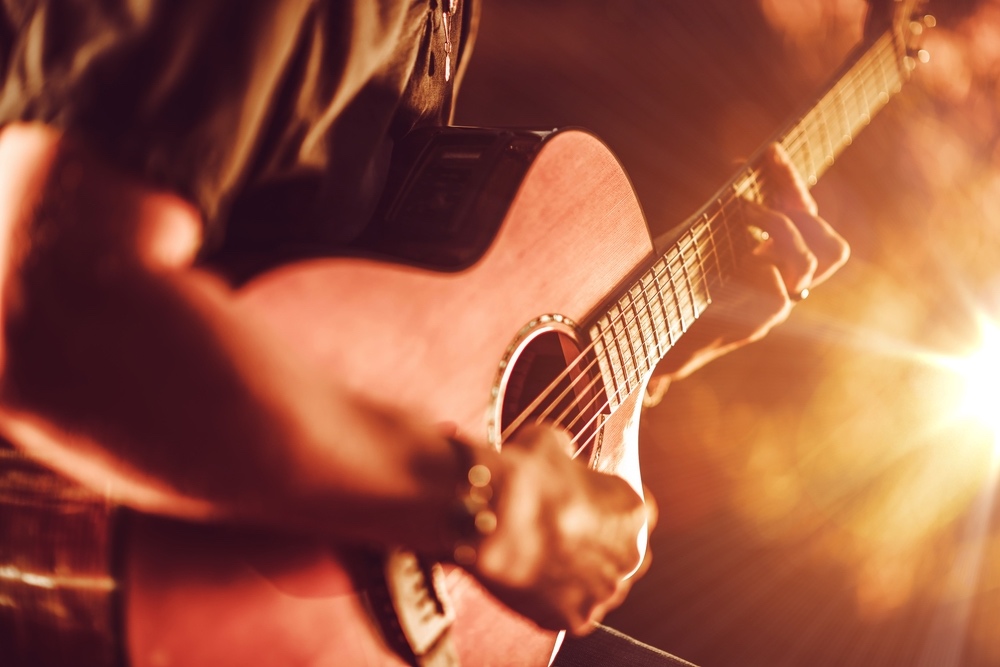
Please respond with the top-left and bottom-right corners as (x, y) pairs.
(446, 439), (502, 566)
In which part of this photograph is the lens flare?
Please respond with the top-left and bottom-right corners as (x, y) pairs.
(946, 322), (1000, 450)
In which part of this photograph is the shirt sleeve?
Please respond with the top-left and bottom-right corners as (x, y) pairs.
(0, 0), (314, 225)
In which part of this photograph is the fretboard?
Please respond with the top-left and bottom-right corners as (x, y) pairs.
(590, 29), (911, 409)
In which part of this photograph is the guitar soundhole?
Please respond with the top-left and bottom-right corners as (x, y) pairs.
(499, 330), (607, 465)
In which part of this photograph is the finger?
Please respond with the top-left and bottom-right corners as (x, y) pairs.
(642, 485), (659, 534)
(744, 201), (818, 295)
(727, 260), (794, 342)
(760, 143), (850, 286)
(652, 260), (791, 379)
(504, 423), (573, 457)
(569, 588), (610, 636)
(760, 143), (818, 217)
(591, 548), (652, 627)
(785, 210), (850, 286)
(572, 616), (600, 636)
(628, 540), (654, 584)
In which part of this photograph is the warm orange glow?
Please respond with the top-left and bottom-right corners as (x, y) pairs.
(947, 322), (1000, 448)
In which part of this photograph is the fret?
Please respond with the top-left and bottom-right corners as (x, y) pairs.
(601, 315), (627, 401)
(732, 194), (753, 254)
(665, 250), (687, 333)
(633, 276), (653, 363)
(704, 207), (723, 292)
(803, 120), (819, 186)
(606, 326), (630, 400)
(785, 127), (804, 183)
(619, 292), (642, 381)
(816, 100), (834, 171)
(876, 47), (891, 101)
(636, 282), (656, 368)
(882, 36), (903, 95)
(639, 272), (666, 359)
(588, 22), (921, 411)
(717, 201), (738, 277)
(621, 298), (642, 386)
(607, 303), (637, 391)
(672, 244), (694, 326)
(837, 73), (859, 140)
(832, 86), (852, 149)
(691, 217), (712, 308)
(651, 258), (678, 347)
(890, 23), (910, 81)
(590, 322), (608, 389)
(640, 280), (660, 364)
(589, 320), (615, 408)
(847, 47), (873, 134)
(678, 234), (699, 324)
(893, 22), (908, 75)
(628, 283), (653, 373)
(883, 32), (902, 91)
(736, 166), (764, 204)
(859, 46), (875, 126)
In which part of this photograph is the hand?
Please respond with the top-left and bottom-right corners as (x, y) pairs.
(471, 425), (653, 635)
(652, 143), (850, 382)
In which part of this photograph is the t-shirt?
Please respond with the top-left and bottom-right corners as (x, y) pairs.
(0, 0), (475, 257)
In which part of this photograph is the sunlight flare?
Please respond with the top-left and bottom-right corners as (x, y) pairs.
(946, 320), (1000, 450)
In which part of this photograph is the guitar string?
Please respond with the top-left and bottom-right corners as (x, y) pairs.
(524, 231), (731, 432)
(557, 37), (904, 455)
(499, 33), (901, 451)
(780, 33), (900, 179)
(561, 206), (749, 455)
(558, 34), (905, 455)
(505, 185), (751, 445)
(515, 140), (820, 446)
(531, 231), (733, 433)
(543, 226), (736, 431)
(500, 222), (736, 441)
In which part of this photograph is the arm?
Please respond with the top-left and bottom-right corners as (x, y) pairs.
(0, 123), (646, 633)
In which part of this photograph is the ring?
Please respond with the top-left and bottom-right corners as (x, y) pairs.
(791, 288), (810, 302)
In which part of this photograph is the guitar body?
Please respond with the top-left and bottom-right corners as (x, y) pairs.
(125, 129), (657, 667)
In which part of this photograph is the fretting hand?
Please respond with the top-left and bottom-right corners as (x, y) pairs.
(651, 144), (850, 383)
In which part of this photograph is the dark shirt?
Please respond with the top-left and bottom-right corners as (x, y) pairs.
(0, 0), (474, 256)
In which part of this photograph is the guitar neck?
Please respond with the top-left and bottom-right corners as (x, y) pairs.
(589, 28), (912, 410)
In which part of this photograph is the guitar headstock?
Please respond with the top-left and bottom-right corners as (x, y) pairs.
(865, 0), (935, 74)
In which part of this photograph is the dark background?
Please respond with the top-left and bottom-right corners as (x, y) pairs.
(457, 1), (1000, 666)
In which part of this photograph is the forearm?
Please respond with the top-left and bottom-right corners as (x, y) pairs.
(0, 124), (464, 553)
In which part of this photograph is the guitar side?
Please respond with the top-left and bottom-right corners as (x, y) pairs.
(125, 129), (657, 667)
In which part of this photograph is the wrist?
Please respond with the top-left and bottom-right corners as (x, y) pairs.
(442, 439), (506, 567)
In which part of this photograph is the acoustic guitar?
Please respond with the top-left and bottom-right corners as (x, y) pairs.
(0, 3), (929, 666)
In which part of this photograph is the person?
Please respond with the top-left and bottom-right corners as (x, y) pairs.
(0, 1), (849, 665)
